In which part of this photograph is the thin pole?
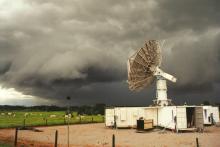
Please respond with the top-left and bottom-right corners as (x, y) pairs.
(68, 115), (70, 147)
(112, 134), (115, 147)
(55, 130), (58, 147)
(14, 128), (18, 146)
(66, 96), (71, 147)
(196, 137), (199, 147)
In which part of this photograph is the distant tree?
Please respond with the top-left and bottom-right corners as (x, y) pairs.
(66, 96), (71, 100)
(203, 100), (210, 105)
(0, 103), (106, 114)
(94, 103), (106, 115)
(214, 102), (220, 111)
(78, 105), (93, 115)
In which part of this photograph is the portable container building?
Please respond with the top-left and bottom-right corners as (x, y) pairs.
(202, 106), (220, 125)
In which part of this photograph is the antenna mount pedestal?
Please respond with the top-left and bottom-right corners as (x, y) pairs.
(153, 76), (172, 106)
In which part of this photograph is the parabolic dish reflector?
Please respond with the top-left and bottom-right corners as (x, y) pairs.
(127, 40), (162, 91)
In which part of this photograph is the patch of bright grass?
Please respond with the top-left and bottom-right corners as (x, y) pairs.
(0, 111), (104, 128)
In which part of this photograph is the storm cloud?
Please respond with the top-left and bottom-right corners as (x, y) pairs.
(0, 0), (220, 105)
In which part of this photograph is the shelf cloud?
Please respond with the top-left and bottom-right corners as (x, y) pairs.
(0, 0), (220, 105)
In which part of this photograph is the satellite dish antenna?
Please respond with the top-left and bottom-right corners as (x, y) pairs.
(127, 40), (177, 106)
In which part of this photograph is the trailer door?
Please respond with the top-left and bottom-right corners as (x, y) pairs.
(212, 107), (220, 123)
(195, 107), (204, 129)
(105, 109), (115, 127)
(177, 107), (187, 129)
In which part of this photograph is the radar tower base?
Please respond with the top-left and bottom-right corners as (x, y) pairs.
(153, 76), (173, 106)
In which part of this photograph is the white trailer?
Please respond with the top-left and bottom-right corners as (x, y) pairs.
(203, 106), (220, 125)
(105, 105), (208, 131)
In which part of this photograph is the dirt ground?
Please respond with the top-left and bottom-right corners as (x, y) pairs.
(0, 123), (220, 147)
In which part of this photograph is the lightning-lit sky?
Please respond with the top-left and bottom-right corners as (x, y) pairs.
(0, 0), (220, 106)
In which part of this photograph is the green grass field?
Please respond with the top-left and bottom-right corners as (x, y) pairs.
(0, 111), (104, 128)
(0, 142), (12, 147)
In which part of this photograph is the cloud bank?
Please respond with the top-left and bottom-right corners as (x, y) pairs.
(0, 0), (220, 105)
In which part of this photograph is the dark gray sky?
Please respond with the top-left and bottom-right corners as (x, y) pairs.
(0, 0), (220, 106)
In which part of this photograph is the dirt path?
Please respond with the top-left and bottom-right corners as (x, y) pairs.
(0, 123), (220, 147)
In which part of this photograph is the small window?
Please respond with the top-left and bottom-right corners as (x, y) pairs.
(172, 110), (174, 121)
(120, 109), (126, 121)
(204, 109), (207, 118)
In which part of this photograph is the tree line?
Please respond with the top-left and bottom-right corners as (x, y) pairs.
(0, 103), (106, 115)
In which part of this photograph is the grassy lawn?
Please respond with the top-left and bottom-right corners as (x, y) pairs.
(0, 142), (12, 147)
(0, 111), (104, 128)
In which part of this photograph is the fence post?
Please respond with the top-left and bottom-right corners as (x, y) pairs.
(196, 137), (199, 147)
(14, 128), (18, 146)
(46, 118), (48, 126)
(80, 116), (81, 124)
(92, 117), (93, 123)
(112, 134), (115, 147)
(55, 130), (58, 147)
